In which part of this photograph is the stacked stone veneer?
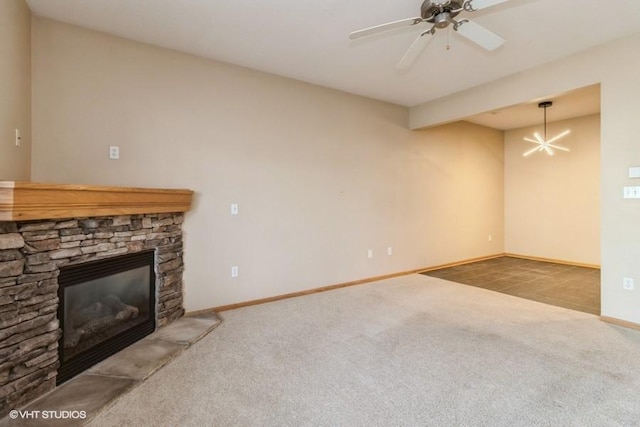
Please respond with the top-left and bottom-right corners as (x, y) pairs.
(0, 213), (186, 415)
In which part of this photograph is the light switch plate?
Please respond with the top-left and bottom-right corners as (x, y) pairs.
(629, 167), (640, 178)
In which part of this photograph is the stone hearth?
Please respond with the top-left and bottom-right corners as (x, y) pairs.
(0, 182), (193, 417)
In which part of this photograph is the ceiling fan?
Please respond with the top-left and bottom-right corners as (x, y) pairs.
(350, 0), (510, 69)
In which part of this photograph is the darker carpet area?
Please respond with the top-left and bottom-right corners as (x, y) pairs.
(422, 256), (600, 315)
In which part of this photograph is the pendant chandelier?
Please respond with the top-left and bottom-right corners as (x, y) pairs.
(523, 101), (570, 157)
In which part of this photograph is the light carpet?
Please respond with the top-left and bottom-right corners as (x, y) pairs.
(88, 274), (640, 426)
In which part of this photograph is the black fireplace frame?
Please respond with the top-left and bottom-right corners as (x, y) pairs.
(57, 250), (156, 384)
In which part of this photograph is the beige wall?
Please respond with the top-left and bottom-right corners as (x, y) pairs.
(0, 0), (31, 180)
(410, 33), (640, 324)
(504, 114), (600, 265)
(31, 18), (504, 310)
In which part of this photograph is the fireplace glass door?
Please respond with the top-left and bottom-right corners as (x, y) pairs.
(57, 250), (156, 383)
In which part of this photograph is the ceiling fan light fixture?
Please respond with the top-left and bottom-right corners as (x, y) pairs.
(349, 0), (509, 69)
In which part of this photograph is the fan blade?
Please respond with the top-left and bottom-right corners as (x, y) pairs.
(350, 17), (424, 40)
(523, 137), (539, 144)
(454, 19), (505, 51)
(464, 0), (510, 12)
(396, 28), (434, 70)
(544, 146), (554, 155)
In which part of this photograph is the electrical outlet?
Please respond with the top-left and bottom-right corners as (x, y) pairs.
(231, 204), (239, 215)
(231, 266), (239, 278)
(15, 129), (21, 147)
(109, 146), (120, 160)
(367, 249), (373, 259)
(623, 277), (634, 290)
(387, 247), (393, 256)
(488, 234), (492, 242)
(623, 187), (640, 199)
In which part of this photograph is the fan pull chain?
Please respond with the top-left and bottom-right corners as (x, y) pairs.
(446, 26), (451, 50)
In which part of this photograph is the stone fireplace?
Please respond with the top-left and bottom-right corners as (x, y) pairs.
(0, 181), (193, 416)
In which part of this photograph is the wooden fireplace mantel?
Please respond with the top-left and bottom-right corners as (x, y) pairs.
(0, 181), (194, 221)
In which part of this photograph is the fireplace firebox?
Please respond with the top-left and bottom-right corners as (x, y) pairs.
(57, 250), (156, 384)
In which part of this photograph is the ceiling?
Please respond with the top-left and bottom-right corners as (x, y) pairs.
(26, 0), (640, 111)
(465, 84), (601, 130)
